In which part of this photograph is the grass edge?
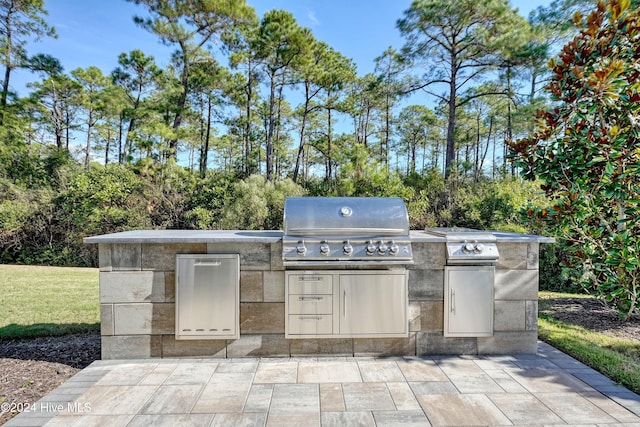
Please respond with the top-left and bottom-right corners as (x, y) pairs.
(538, 314), (640, 395)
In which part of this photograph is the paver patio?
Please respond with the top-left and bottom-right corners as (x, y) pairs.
(4, 342), (640, 426)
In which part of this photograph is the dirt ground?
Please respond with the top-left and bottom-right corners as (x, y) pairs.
(538, 294), (640, 341)
(1, 297), (639, 425)
(0, 333), (100, 425)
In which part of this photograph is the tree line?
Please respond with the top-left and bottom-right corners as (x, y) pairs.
(1, 0), (602, 183)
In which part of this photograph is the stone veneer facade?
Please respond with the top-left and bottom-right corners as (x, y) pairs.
(90, 231), (550, 360)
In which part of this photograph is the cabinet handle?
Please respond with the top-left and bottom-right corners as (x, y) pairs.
(451, 289), (456, 314)
(298, 296), (323, 301)
(343, 290), (346, 317)
(299, 316), (322, 321)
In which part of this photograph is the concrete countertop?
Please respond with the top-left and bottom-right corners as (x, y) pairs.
(409, 230), (555, 243)
(83, 230), (284, 244)
(84, 229), (554, 244)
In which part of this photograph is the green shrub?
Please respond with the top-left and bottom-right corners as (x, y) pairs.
(220, 175), (306, 230)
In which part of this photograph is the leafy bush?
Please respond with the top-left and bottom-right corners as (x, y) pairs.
(538, 243), (583, 293)
(59, 163), (151, 234)
(219, 174), (306, 230)
(452, 178), (547, 232)
(509, 0), (640, 319)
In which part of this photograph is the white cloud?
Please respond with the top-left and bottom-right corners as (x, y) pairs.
(307, 9), (319, 26)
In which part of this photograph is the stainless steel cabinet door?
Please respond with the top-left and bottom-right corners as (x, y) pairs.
(444, 266), (494, 337)
(176, 254), (239, 340)
(338, 272), (407, 337)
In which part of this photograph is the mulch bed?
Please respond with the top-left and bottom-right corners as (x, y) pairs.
(539, 295), (640, 342)
(0, 333), (100, 425)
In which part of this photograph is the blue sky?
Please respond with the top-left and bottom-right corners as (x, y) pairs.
(11, 0), (551, 96)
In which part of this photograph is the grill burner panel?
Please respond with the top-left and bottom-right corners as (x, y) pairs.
(283, 197), (413, 266)
(282, 238), (412, 266)
(427, 227), (499, 265)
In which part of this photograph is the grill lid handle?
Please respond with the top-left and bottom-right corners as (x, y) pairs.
(287, 227), (406, 235)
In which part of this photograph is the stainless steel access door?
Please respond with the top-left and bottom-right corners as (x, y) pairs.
(338, 271), (408, 337)
(444, 266), (494, 337)
(176, 254), (239, 340)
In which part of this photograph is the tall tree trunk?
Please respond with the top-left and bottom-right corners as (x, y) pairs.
(84, 111), (93, 169)
(244, 63), (253, 177)
(293, 85), (310, 183)
(0, 65), (11, 126)
(479, 115), (493, 177)
(266, 73), (276, 181)
(0, 10), (13, 126)
(274, 75), (286, 179)
(506, 65), (515, 176)
(326, 91), (333, 181)
(474, 112), (481, 181)
(444, 58), (457, 181)
(410, 142), (416, 174)
(167, 54), (189, 160)
(118, 112), (124, 164)
(384, 93), (390, 169)
(64, 108), (70, 151)
(53, 98), (63, 150)
(200, 97), (212, 178)
(104, 128), (111, 166)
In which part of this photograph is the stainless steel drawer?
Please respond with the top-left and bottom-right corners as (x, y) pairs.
(288, 314), (333, 335)
(287, 273), (333, 294)
(288, 294), (332, 314)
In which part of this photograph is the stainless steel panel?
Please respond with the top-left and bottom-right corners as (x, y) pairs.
(283, 260), (413, 267)
(287, 314), (333, 335)
(282, 238), (413, 264)
(444, 266), (494, 337)
(287, 273), (333, 294)
(288, 294), (333, 314)
(284, 197), (410, 236)
(175, 254), (239, 340)
(285, 270), (408, 338)
(338, 271), (407, 336)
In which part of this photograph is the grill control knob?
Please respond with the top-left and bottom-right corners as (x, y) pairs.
(474, 243), (484, 253)
(377, 241), (388, 255)
(319, 242), (330, 255)
(463, 243), (475, 254)
(296, 242), (307, 256)
(366, 241), (376, 255)
(343, 241), (354, 256)
(389, 241), (400, 255)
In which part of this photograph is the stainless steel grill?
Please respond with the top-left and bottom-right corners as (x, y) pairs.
(282, 197), (413, 266)
(427, 227), (499, 265)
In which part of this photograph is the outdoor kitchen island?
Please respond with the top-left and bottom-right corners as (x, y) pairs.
(84, 225), (553, 360)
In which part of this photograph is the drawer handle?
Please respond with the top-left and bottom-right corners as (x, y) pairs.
(299, 316), (322, 321)
(195, 261), (221, 266)
(298, 296), (324, 301)
(451, 289), (456, 314)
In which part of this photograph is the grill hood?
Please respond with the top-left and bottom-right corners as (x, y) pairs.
(283, 197), (410, 237)
(282, 197), (413, 266)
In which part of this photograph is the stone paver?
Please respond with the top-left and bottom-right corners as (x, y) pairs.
(4, 342), (640, 426)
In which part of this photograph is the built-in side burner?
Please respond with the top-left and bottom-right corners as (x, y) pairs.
(427, 227), (499, 265)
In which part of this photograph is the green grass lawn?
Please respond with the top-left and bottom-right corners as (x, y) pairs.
(0, 264), (99, 339)
(539, 291), (640, 395)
